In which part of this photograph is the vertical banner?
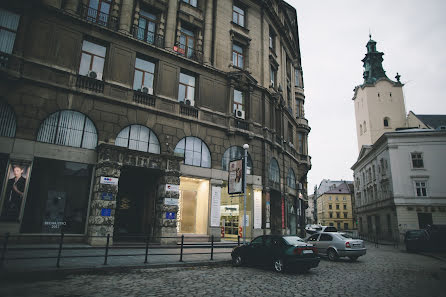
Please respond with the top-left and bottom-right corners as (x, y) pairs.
(254, 190), (262, 229)
(281, 196), (285, 229)
(228, 159), (243, 194)
(210, 186), (221, 227)
(265, 192), (270, 229)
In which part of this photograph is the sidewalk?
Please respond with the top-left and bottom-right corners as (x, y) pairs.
(0, 241), (235, 279)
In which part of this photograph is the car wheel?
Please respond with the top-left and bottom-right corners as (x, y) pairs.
(348, 256), (358, 261)
(327, 249), (339, 261)
(273, 258), (285, 273)
(232, 254), (244, 267)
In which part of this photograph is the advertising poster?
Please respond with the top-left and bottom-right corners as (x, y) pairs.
(254, 191), (262, 229)
(228, 159), (243, 194)
(0, 160), (31, 221)
(42, 191), (67, 233)
(210, 186), (221, 227)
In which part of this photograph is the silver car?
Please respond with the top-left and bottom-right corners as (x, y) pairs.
(306, 232), (366, 261)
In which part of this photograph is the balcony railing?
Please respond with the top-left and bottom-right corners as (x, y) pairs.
(132, 25), (164, 48)
(133, 90), (155, 107)
(76, 75), (104, 93)
(0, 52), (10, 68)
(79, 4), (119, 31)
(180, 104), (198, 118)
(235, 119), (249, 131)
(174, 43), (203, 63)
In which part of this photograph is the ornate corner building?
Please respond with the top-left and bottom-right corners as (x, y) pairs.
(0, 0), (311, 244)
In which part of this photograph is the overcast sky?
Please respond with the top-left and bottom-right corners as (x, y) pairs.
(288, 0), (446, 192)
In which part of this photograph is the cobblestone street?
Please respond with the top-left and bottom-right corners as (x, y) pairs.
(1, 245), (445, 297)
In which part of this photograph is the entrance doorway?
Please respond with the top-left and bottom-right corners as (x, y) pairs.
(417, 213), (433, 229)
(270, 190), (282, 234)
(114, 166), (158, 241)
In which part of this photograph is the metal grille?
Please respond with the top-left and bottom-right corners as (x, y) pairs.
(0, 101), (16, 137)
(37, 110), (97, 149)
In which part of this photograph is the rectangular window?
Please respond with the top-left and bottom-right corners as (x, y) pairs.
(344, 223), (348, 230)
(0, 9), (20, 55)
(133, 57), (155, 92)
(415, 181), (427, 197)
(297, 132), (304, 154)
(336, 212), (340, 218)
(343, 204), (347, 210)
(232, 5), (245, 27)
(232, 43), (244, 68)
(288, 123), (293, 145)
(182, 0), (197, 7)
(328, 204), (332, 209)
(336, 204), (339, 210)
(87, 0), (112, 27)
(179, 27), (195, 59)
(270, 65), (276, 87)
(287, 87), (292, 109)
(269, 27), (275, 51)
(295, 68), (300, 87)
(21, 158), (93, 234)
(329, 212), (333, 218)
(136, 11), (157, 44)
(233, 89), (244, 112)
(178, 72), (195, 103)
(295, 99), (303, 118)
(343, 212), (348, 218)
(411, 152), (424, 168)
(79, 40), (106, 80)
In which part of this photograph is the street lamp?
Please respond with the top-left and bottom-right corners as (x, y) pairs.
(243, 143), (249, 244)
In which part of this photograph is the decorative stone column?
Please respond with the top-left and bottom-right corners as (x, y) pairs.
(209, 179), (223, 242)
(164, 0), (179, 49)
(63, 0), (79, 13)
(153, 156), (181, 245)
(119, 0), (133, 34)
(87, 161), (120, 246)
(202, 0), (213, 64)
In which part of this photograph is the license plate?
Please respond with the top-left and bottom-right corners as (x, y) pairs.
(302, 250), (313, 254)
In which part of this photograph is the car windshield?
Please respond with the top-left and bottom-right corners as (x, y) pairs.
(323, 227), (337, 232)
(283, 236), (304, 245)
(337, 233), (352, 239)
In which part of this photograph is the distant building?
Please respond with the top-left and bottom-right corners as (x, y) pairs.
(351, 37), (446, 240)
(316, 183), (355, 230)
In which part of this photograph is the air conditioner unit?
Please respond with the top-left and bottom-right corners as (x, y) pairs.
(185, 99), (195, 106)
(235, 108), (245, 120)
(96, 72), (103, 80)
(141, 86), (153, 95)
(87, 70), (97, 79)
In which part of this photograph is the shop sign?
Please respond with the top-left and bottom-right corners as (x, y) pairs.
(166, 212), (176, 220)
(101, 192), (114, 201)
(165, 184), (180, 192)
(210, 186), (221, 227)
(100, 176), (119, 185)
(164, 198), (179, 206)
(101, 208), (112, 216)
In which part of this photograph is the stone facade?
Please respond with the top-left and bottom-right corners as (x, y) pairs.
(0, 0), (311, 243)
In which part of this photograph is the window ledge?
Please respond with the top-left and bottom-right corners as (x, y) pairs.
(231, 21), (249, 33)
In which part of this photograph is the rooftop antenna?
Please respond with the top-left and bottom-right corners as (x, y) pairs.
(369, 28), (372, 40)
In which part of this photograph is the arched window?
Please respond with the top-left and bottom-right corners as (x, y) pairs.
(287, 168), (296, 189)
(174, 136), (211, 168)
(222, 146), (253, 174)
(269, 158), (280, 184)
(37, 110), (97, 149)
(0, 101), (16, 137)
(383, 117), (390, 127)
(363, 121), (367, 132)
(115, 124), (160, 154)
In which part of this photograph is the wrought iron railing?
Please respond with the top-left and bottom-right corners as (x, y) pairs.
(180, 104), (198, 118)
(133, 90), (155, 107)
(235, 119), (249, 131)
(132, 25), (164, 48)
(174, 43), (203, 63)
(78, 4), (119, 31)
(76, 75), (105, 93)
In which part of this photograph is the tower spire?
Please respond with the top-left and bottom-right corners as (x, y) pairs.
(361, 36), (388, 84)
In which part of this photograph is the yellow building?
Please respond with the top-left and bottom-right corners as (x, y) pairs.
(317, 183), (355, 230)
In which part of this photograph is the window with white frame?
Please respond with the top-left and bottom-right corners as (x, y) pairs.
(233, 89), (244, 113)
(178, 72), (195, 103)
(415, 181), (427, 197)
(270, 65), (276, 88)
(0, 9), (20, 55)
(411, 152), (424, 169)
(115, 124), (160, 154)
(174, 136), (211, 168)
(232, 4), (245, 27)
(78, 40), (106, 80)
(133, 57), (155, 92)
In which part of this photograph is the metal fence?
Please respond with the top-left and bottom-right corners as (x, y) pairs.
(0, 232), (241, 270)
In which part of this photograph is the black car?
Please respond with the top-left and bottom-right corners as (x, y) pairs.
(231, 235), (320, 272)
(404, 230), (429, 252)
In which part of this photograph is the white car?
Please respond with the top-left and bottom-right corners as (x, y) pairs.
(306, 232), (366, 261)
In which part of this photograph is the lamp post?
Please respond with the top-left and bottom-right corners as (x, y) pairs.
(243, 143), (249, 244)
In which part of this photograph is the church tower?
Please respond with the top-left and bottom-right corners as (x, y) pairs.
(352, 36), (407, 151)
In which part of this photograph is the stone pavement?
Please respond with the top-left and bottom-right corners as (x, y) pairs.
(1, 244), (446, 297)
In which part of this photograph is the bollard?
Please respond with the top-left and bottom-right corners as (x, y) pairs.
(104, 234), (110, 265)
(179, 235), (184, 262)
(210, 235), (214, 260)
(144, 235), (150, 264)
(56, 232), (64, 268)
(1, 232), (10, 268)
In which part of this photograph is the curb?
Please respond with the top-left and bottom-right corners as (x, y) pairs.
(0, 260), (232, 283)
(418, 252), (446, 262)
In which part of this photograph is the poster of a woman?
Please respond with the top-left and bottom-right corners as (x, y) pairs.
(0, 162), (30, 221)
